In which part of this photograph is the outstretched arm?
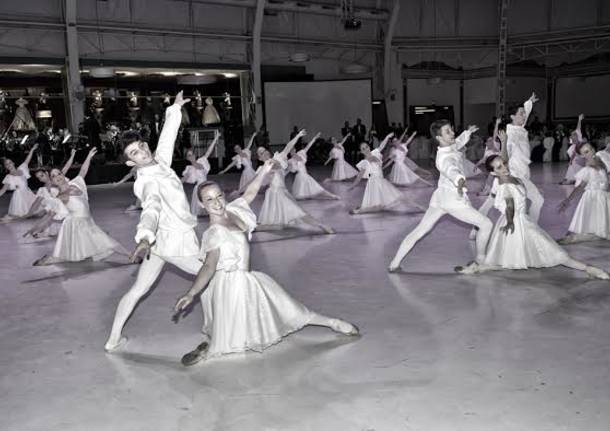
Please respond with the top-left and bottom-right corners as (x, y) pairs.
(78, 147), (98, 179)
(558, 182), (586, 212)
(303, 132), (321, 153)
(398, 127), (409, 143)
(204, 130), (220, 159)
(218, 160), (238, 175)
(245, 132), (257, 151)
(241, 160), (274, 204)
(339, 133), (350, 147)
(61, 149), (77, 175)
(174, 249), (220, 313)
(382, 158), (395, 169)
(155, 91), (191, 166)
(522, 92), (538, 125)
(456, 125), (478, 150)
(279, 129), (306, 159)
(575, 113), (584, 143)
(347, 169), (365, 190)
(23, 144), (39, 167)
(377, 133), (394, 153)
(114, 168), (135, 186)
(403, 131), (417, 147)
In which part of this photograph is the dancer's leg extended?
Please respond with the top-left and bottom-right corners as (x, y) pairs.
(522, 178), (544, 223)
(446, 206), (493, 262)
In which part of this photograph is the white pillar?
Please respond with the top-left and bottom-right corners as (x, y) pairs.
(384, 0), (402, 124)
(252, 0), (265, 129)
(64, 0), (84, 131)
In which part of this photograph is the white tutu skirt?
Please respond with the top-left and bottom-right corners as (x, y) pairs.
(388, 162), (422, 186)
(200, 270), (313, 357)
(331, 159), (358, 181)
(403, 157), (420, 171)
(52, 216), (125, 262)
(484, 214), (568, 269)
(360, 176), (403, 209)
(292, 171), (328, 199)
(8, 188), (36, 217)
(568, 190), (610, 238)
(463, 159), (482, 178)
(564, 163), (581, 181)
(239, 167), (257, 190)
(258, 187), (307, 225)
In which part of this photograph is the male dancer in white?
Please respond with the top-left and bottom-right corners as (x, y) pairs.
(388, 120), (493, 272)
(105, 91), (203, 352)
(506, 92), (544, 222)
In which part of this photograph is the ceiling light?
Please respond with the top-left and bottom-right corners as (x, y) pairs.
(223, 72), (238, 78)
(90, 67), (115, 78)
(158, 71), (182, 77)
(289, 53), (310, 63)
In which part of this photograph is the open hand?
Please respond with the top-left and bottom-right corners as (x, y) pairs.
(467, 125), (479, 134)
(174, 294), (194, 313)
(500, 222), (515, 235)
(130, 239), (151, 263)
(578, 113), (585, 121)
(456, 178), (466, 197)
(529, 92), (539, 104)
(87, 147), (98, 158)
(174, 90), (191, 107)
(297, 129), (307, 138)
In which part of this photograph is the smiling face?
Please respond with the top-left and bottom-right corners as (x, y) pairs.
(3, 158), (15, 172)
(198, 183), (226, 216)
(359, 142), (370, 155)
(436, 124), (455, 146)
(123, 141), (154, 167)
(35, 170), (50, 184)
(511, 107), (527, 126)
(50, 168), (68, 187)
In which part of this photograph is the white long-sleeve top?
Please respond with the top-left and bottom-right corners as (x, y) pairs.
(133, 104), (199, 257)
(429, 130), (473, 209)
(506, 99), (533, 180)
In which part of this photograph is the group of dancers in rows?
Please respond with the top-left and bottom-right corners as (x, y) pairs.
(2, 91), (610, 365)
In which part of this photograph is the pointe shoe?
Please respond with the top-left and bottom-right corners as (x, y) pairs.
(329, 319), (360, 336)
(181, 341), (209, 366)
(33, 255), (50, 266)
(586, 266), (610, 280)
(104, 336), (128, 353)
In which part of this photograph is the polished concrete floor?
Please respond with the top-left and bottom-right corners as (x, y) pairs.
(1, 163), (609, 431)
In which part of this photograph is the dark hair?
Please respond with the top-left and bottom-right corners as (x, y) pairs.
(429, 119), (452, 144)
(120, 130), (143, 153)
(484, 154), (502, 173)
(576, 141), (595, 155)
(196, 180), (221, 203)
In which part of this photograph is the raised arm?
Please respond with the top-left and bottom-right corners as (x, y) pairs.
(23, 144), (39, 167)
(245, 132), (257, 151)
(241, 160), (274, 204)
(455, 125), (478, 150)
(523, 92), (538, 125)
(575, 113), (584, 143)
(398, 127), (409, 143)
(303, 132), (321, 153)
(499, 129), (508, 162)
(78, 148), (98, 179)
(377, 133), (394, 153)
(279, 129), (306, 159)
(403, 131), (417, 147)
(492, 118), (501, 145)
(61, 149), (77, 175)
(204, 130), (220, 159)
(155, 91), (190, 166)
(339, 133), (351, 147)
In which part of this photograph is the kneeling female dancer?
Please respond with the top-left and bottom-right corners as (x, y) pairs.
(0, 144), (38, 221)
(290, 132), (339, 200)
(457, 151), (608, 279)
(323, 134), (358, 182)
(173, 162), (358, 365)
(182, 130), (219, 216)
(219, 132), (258, 192)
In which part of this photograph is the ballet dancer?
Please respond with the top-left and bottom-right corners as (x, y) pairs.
(255, 130), (335, 234)
(506, 92), (544, 222)
(457, 153), (608, 280)
(218, 132), (257, 192)
(173, 162), (358, 365)
(560, 114), (586, 185)
(182, 130), (219, 216)
(0, 144), (39, 221)
(348, 133), (426, 215)
(476, 117), (502, 195)
(388, 122), (493, 272)
(383, 131), (433, 186)
(105, 91), (204, 352)
(323, 134), (359, 182)
(395, 128), (433, 179)
(113, 167), (141, 212)
(290, 132), (340, 200)
(32, 147), (129, 266)
(557, 142), (610, 244)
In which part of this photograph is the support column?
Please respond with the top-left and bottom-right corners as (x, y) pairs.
(383, 0), (401, 124)
(252, 0), (265, 130)
(496, 0), (509, 119)
(64, 0), (84, 132)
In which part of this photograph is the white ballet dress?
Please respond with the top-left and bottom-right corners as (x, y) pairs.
(388, 146), (424, 186)
(484, 181), (568, 269)
(234, 149), (257, 190)
(258, 153), (308, 226)
(291, 150), (330, 199)
(50, 176), (126, 262)
(330, 147), (358, 180)
(183, 157), (211, 216)
(564, 144), (586, 181)
(199, 197), (314, 357)
(568, 166), (610, 239)
(356, 149), (403, 209)
(2, 163), (36, 217)
(36, 186), (61, 236)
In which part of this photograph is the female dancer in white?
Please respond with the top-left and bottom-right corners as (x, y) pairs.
(173, 162), (358, 365)
(255, 130), (335, 233)
(348, 133), (426, 215)
(476, 118), (501, 195)
(182, 130), (219, 216)
(323, 134), (359, 182)
(290, 132), (340, 200)
(557, 142), (610, 244)
(218, 132), (257, 191)
(113, 167), (141, 212)
(32, 148), (129, 266)
(396, 129), (434, 179)
(388, 122), (493, 272)
(560, 114), (586, 185)
(458, 153), (608, 279)
(0, 144), (38, 220)
(383, 131), (433, 186)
